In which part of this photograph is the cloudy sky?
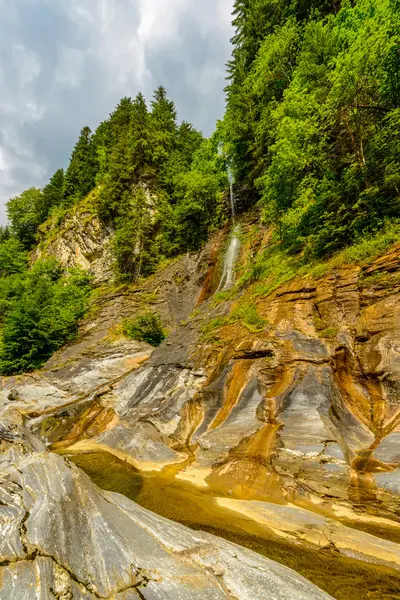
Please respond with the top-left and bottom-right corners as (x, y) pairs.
(0, 0), (234, 224)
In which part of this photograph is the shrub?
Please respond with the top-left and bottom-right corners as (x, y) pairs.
(230, 304), (268, 332)
(122, 313), (165, 346)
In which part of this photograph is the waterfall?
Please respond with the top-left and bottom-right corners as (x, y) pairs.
(230, 183), (236, 224)
(216, 176), (240, 292)
(216, 225), (241, 292)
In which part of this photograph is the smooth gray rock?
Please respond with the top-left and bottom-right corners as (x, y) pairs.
(0, 442), (333, 600)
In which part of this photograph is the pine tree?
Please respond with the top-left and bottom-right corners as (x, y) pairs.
(150, 86), (177, 167)
(64, 126), (98, 205)
(38, 168), (65, 222)
(96, 99), (136, 220)
(130, 92), (151, 176)
(107, 97), (134, 148)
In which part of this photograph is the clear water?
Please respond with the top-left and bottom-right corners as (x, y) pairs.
(67, 450), (400, 600)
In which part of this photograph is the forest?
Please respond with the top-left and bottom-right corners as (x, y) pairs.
(223, 0), (400, 257)
(0, 0), (399, 373)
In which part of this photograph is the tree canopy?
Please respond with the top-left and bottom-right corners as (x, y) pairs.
(2, 2), (399, 371)
(223, 0), (400, 258)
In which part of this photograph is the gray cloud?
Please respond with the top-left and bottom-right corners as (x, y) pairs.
(0, 0), (233, 223)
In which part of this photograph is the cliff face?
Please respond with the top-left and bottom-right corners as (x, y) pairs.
(31, 193), (114, 283)
(2, 217), (400, 599)
(0, 419), (332, 600)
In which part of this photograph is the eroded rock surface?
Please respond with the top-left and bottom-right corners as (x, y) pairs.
(32, 203), (114, 284)
(0, 423), (333, 600)
(47, 244), (400, 527)
(2, 227), (400, 598)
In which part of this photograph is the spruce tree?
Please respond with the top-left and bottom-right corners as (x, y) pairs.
(150, 86), (177, 166)
(64, 126), (98, 205)
(38, 168), (65, 222)
(130, 92), (150, 176)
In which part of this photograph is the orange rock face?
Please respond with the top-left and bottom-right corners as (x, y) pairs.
(3, 231), (400, 595)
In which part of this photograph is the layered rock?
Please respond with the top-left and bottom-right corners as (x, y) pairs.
(0, 420), (333, 599)
(3, 223), (400, 598)
(45, 243), (400, 525)
(31, 193), (113, 283)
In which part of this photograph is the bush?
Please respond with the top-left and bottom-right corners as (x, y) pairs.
(0, 238), (27, 277)
(230, 304), (268, 332)
(122, 313), (165, 346)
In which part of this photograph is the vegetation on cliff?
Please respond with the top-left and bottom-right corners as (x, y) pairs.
(122, 313), (166, 347)
(223, 0), (400, 258)
(6, 88), (228, 281)
(0, 241), (91, 374)
(0, 88), (228, 373)
(0, 0), (399, 375)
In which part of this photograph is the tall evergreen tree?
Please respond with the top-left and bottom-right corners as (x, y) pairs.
(38, 168), (65, 222)
(96, 99), (136, 219)
(107, 97), (134, 148)
(64, 126), (98, 205)
(150, 86), (178, 167)
(130, 92), (151, 176)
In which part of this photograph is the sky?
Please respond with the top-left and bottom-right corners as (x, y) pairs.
(0, 0), (234, 224)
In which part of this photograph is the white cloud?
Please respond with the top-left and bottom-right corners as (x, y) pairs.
(0, 0), (234, 224)
(12, 43), (41, 86)
(55, 48), (85, 88)
(137, 0), (190, 43)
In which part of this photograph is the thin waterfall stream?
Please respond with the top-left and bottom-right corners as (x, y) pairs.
(229, 183), (236, 223)
(217, 183), (241, 292)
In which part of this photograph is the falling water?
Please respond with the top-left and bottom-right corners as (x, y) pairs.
(216, 182), (241, 292)
(230, 183), (236, 224)
(217, 225), (241, 291)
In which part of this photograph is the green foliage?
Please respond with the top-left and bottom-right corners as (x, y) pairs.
(112, 187), (157, 281)
(122, 313), (166, 347)
(237, 220), (400, 304)
(224, 0), (400, 259)
(7, 188), (44, 249)
(200, 316), (229, 342)
(39, 169), (65, 221)
(95, 90), (226, 277)
(200, 303), (267, 340)
(64, 126), (98, 206)
(0, 226), (11, 243)
(4, 86), (227, 282)
(0, 238), (27, 277)
(150, 86), (178, 167)
(230, 304), (267, 331)
(0, 260), (92, 375)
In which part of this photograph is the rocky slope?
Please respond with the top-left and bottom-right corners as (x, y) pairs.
(0, 418), (333, 600)
(2, 217), (400, 599)
(31, 192), (114, 283)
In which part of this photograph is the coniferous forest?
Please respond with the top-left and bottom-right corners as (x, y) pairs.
(0, 0), (399, 374)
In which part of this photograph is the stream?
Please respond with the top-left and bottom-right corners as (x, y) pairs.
(67, 450), (400, 600)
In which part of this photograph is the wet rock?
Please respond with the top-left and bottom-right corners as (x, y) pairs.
(0, 435), (333, 600)
(3, 228), (400, 594)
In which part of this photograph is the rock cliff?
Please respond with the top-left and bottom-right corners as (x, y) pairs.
(31, 192), (113, 283)
(2, 217), (400, 599)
